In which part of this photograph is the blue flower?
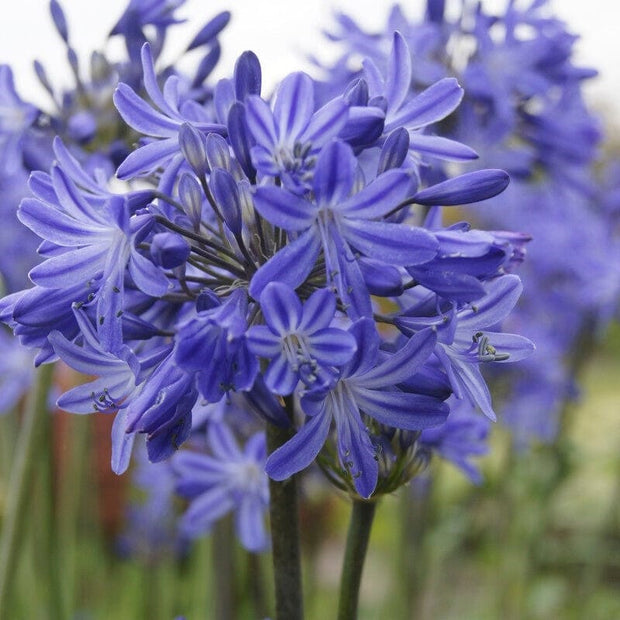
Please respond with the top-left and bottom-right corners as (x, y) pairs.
(175, 289), (258, 403)
(124, 350), (198, 464)
(245, 71), (349, 192)
(173, 423), (269, 552)
(266, 319), (448, 498)
(250, 139), (438, 317)
(0, 65), (39, 175)
(113, 43), (225, 180)
(396, 274), (535, 419)
(362, 31), (476, 165)
(247, 282), (356, 395)
(18, 164), (169, 351)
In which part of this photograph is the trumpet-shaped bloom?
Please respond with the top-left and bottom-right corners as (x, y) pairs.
(245, 71), (349, 192)
(266, 319), (449, 498)
(173, 423), (269, 552)
(247, 283), (356, 395)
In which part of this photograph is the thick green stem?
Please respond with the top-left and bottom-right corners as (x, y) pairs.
(266, 422), (303, 620)
(337, 498), (377, 620)
(0, 363), (55, 619)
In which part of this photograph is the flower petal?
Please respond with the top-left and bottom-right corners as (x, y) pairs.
(413, 169), (510, 206)
(355, 387), (449, 430)
(266, 411), (332, 480)
(249, 227), (321, 300)
(385, 32), (413, 113)
(259, 281), (302, 333)
(253, 186), (317, 231)
(273, 72), (314, 141)
(338, 168), (412, 219)
(386, 77), (463, 131)
(358, 328), (437, 389)
(341, 218), (438, 266)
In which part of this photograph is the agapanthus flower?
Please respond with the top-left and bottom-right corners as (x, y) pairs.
(173, 423), (270, 552)
(113, 43), (226, 181)
(396, 274), (535, 419)
(317, 0), (618, 452)
(0, 65), (40, 175)
(247, 282), (356, 395)
(267, 320), (449, 498)
(0, 0), (532, 500)
(245, 71), (349, 193)
(18, 165), (169, 351)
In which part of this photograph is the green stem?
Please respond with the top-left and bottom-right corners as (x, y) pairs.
(0, 363), (55, 619)
(38, 398), (65, 620)
(397, 484), (430, 617)
(337, 498), (377, 620)
(266, 422), (303, 620)
(212, 514), (237, 620)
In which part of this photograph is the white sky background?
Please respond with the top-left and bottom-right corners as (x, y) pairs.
(0, 0), (617, 124)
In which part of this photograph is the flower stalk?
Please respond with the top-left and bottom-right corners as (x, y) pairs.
(266, 420), (303, 620)
(337, 498), (377, 620)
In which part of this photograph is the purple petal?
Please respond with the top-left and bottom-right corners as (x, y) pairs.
(260, 281), (302, 333)
(236, 495), (269, 551)
(413, 169), (510, 206)
(408, 133), (478, 161)
(111, 410), (135, 475)
(114, 83), (179, 137)
(187, 11), (231, 51)
(253, 186), (317, 231)
(338, 169), (413, 219)
(128, 252), (170, 297)
(140, 43), (178, 118)
(334, 402), (379, 498)
(273, 72), (314, 141)
(323, 226), (373, 319)
(264, 354), (299, 396)
(29, 245), (107, 287)
(355, 387), (449, 430)
(249, 228), (321, 300)
(341, 219), (438, 266)
(181, 486), (235, 534)
(245, 95), (278, 149)
(298, 288), (336, 332)
(358, 328), (437, 389)
(52, 137), (107, 195)
(313, 140), (356, 205)
(386, 77), (463, 131)
(302, 97), (349, 147)
(450, 358), (496, 420)
(18, 199), (103, 246)
(266, 411), (332, 480)
(307, 329), (357, 366)
(51, 165), (102, 222)
(116, 138), (180, 179)
(246, 325), (281, 357)
(385, 32), (412, 113)
(458, 274), (523, 328)
(234, 50), (262, 99)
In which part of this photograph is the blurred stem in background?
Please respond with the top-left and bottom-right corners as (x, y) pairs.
(0, 363), (58, 619)
(212, 514), (237, 620)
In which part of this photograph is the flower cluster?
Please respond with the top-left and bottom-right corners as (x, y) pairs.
(320, 0), (620, 450)
(1, 0), (534, 532)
